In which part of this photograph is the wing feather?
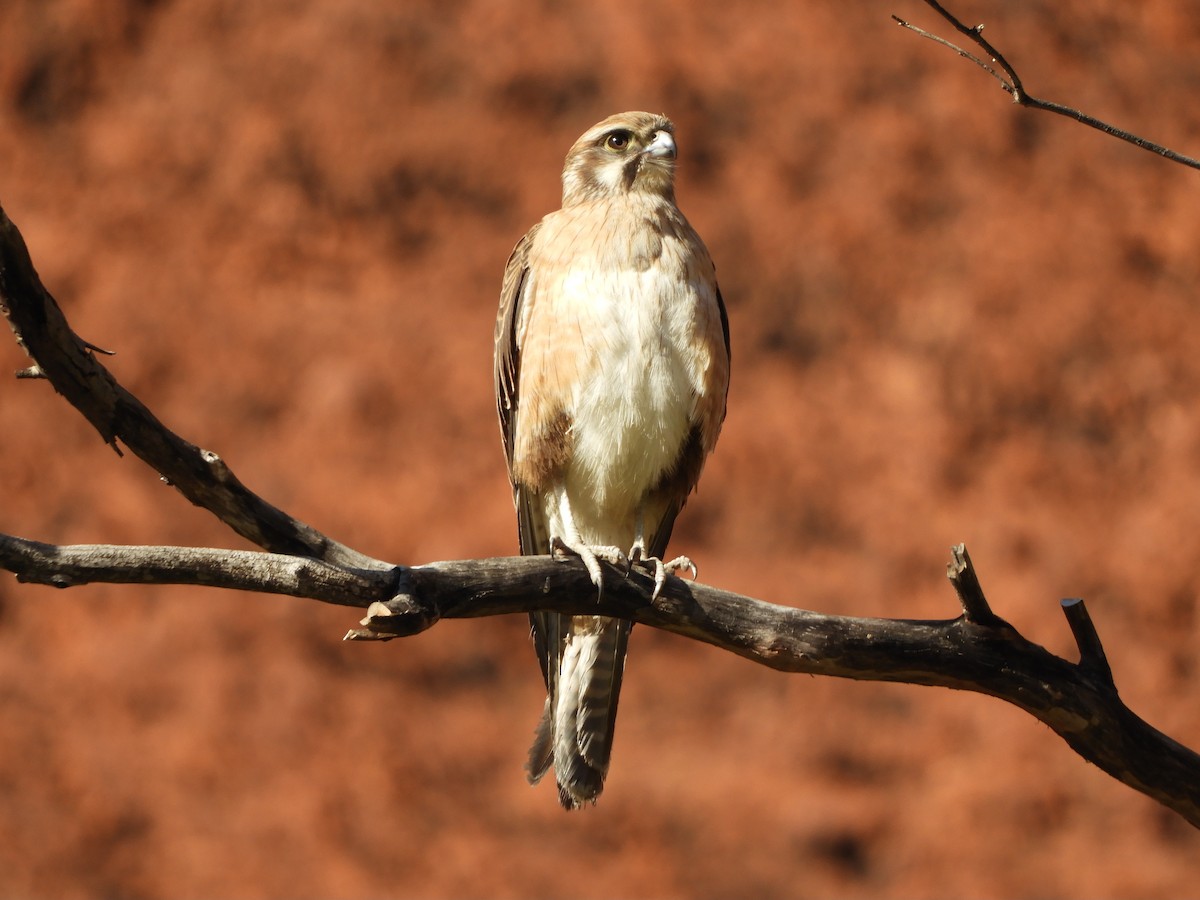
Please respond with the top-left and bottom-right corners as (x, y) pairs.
(494, 224), (540, 488)
(495, 224), (575, 788)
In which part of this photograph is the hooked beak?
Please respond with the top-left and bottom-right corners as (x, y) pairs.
(642, 130), (677, 160)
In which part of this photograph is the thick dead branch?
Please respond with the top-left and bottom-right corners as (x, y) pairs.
(3, 197), (1200, 827)
(3, 527), (1199, 827)
(0, 535), (397, 606)
(894, 0), (1200, 170)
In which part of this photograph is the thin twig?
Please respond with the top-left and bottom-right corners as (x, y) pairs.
(891, 16), (1013, 94)
(894, 1), (1200, 170)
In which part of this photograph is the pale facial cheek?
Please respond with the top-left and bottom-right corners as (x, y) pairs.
(593, 164), (626, 194)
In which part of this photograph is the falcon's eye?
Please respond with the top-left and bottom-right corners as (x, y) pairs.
(603, 130), (633, 152)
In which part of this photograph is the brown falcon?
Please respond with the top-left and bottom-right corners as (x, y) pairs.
(494, 111), (730, 808)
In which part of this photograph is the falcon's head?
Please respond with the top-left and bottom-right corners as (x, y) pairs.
(560, 111), (677, 207)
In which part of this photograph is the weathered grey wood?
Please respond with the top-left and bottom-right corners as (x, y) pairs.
(0, 535), (397, 606)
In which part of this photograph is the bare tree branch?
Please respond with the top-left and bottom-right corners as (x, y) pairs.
(0, 534), (397, 606)
(893, 0), (1200, 170)
(4, 524), (1200, 827)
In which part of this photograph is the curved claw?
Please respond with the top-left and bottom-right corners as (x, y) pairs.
(551, 535), (627, 600)
(630, 553), (698, 601)
(663, 555), (698, 582)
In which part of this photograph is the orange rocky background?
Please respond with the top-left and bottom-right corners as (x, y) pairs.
(2, 1), (1200, 897)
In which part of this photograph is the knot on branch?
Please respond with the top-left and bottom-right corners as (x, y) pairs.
(344, 594), (440, 642)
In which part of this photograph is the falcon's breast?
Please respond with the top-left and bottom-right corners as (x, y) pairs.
(514, 193), (722, 519)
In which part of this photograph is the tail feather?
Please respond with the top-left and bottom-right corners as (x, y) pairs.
(574, 618), (626, 768)
(518, 487), (679, 809)
(536, 616), (630, 809)
(525, 696), (554, 785)
(518, 494), (634, 809)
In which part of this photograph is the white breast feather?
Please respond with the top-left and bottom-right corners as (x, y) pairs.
(553, 225), (712, 543)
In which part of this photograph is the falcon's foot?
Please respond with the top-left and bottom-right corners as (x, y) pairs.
(628, 540), (698, 602)
(550, 535), (627, 599)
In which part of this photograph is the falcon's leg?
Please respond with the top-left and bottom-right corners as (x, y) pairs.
(550, 492), (626, 599)
(629, 506), (698, 601)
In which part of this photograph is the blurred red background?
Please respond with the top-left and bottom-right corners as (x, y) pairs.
(2, 1), (1199, 897)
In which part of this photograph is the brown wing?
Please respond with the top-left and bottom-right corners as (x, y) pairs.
(494, 223), (540, 489)
(703, 279), (732, 455)
(493, 222), (565, 730)
(716, 282), (731, 403)
(493, 223), (557, 567)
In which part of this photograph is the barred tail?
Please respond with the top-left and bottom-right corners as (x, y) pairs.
(526, 614), (630, 809)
